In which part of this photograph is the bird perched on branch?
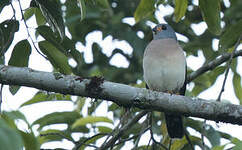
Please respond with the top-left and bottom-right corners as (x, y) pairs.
(143, 24), (186, 138)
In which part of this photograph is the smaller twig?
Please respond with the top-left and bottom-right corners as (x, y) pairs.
(147, 136), (152, 149)
(17, 0), (47, 59)
(114, 126), (150, 147)
(201, 120), (206, 150)
(75, 133), (108, 149)
(149, 112), (169, 150)
(187, 49), (242, 83)
(102, 120), (121, 146)
(10, 3), (16, 19)
(184, 131), (194, 150)
(168, 139), (172, 150)
(217, 36), (241, 101)
(99, 110), (148, 150)
(0, 84), (3, 113)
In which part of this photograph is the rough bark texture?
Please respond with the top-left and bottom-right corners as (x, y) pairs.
(0, 65), (242, 125)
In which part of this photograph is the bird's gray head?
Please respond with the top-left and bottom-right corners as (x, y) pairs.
(152, 24), (177, 40)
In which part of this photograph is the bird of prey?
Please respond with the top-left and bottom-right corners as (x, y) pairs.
(143, 24), (186, 138)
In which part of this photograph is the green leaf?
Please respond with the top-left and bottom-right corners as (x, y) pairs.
(35, 8), (47, 26)
(233, 72), (242, 104)
(174, 0), (188, 22)
(19, 131), (40, 150)
(8, 39), (31, 95)
(38, 41), (72, 74)
(219, 20), (242, 51)
(35, 0), (65, 39)
(231, 138), (242, 150)
(37, 25), (65, 53)
(199, 0), (221, 35)
(0, 119), (24, 150)
(205, 124), (221, 146)
(9, 85), (20, 95)
(171, 135), (202, 150)
(0, 0), (10, 14)
(38, 129), (73, 144)
(8, 39), (31, 67)
(32, 111), (81, 131)
(24, 8), (35, 21)
(0, 20), (19, 55)
(72, 116), (113, 129)
(20, 92), (71, 107)
(211, 145), (226, 150)
(134, 0), (156, 23)
(2, 111), (29, 126)
(97, 126), (112, 133)
(77, 0), (86, 21)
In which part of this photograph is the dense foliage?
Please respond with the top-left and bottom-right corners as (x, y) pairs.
(0, 0), (241, 149)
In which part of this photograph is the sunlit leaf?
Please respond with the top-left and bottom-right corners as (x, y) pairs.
(174, 0), (188, 22)
(199, 0), (221, 35)
(35, 8), (46, 26)
(97, 126), (112, 133)
(231, 138), (242, 150)
(211, 145), (226, 150)
(24, 7), (35, 20)
(72, 116), (113, 129)
(134, 0), (156, 23)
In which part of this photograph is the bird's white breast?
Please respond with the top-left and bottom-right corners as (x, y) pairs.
(143, 39), (186, 92)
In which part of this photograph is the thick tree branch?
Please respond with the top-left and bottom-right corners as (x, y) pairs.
(0, 65), (242, 125)
(187, 49), (242, 82)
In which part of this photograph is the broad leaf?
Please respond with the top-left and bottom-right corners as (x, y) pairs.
(32, 111), (81, 130)
(37, 25), (65, 53)
(38, 129), (73, 144)
(8, 39), (31, 67)
(0, 0), (10, 14)
(233, 72), (242, 104)
(0, 20), (19, 55)
(77, 0), (86, 21)
(97, 126), (112, 133)
(174, 0), (188, 22)
(38, 40), (72, 74)
(19, 131), (40, 150)
(134, 0), (156, 23)
(0, 119), (23, 150)
(20, 91), (71, 107)
(8, 39), (31, 95)
(219, 19), (242, 51)
(35, 0), (65, 39)
(199, 0), (221, 35)
(72, 116), (113, 129)
(231, 138), (242, 150)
